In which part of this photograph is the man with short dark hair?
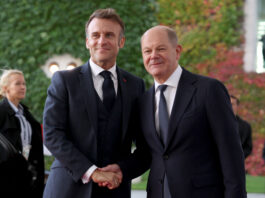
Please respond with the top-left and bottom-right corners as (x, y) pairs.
(43, 8), (148, 198)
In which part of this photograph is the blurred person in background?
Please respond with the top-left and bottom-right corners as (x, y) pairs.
(259, 34), (265, 64)
(230, 95), (253, 159)
(0, 69), (44, 197)
(262, 142), (265, 161)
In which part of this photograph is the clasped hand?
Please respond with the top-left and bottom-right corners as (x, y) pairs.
(91, 164), (122, 189)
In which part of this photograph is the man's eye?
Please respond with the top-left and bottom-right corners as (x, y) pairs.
(91, 34), (99, 38)
(106, 33), (113, 38)
(144, 50), (151, 54)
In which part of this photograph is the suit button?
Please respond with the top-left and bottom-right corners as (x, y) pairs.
(163, 155), (169, 160)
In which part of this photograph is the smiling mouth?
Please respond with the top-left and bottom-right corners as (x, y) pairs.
(150, 62), (163, 66)
(98, 48), (110, 51)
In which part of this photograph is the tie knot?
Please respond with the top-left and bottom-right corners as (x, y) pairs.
(100, 71), (112, 79)
(158, 85), (168, 93)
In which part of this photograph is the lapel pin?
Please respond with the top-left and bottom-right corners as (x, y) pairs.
(123, 78), (127, 83)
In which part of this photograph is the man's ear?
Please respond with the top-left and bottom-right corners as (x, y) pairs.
(176, 44), (182, 60)
(118, 37), (125, 48)
(85, 38), (90, 49)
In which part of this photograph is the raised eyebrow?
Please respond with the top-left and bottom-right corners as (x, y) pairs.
(105, 31), (115, 35)
(142, 47), (151, 51)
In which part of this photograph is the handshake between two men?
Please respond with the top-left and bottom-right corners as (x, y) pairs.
(91, 164), (122, 190)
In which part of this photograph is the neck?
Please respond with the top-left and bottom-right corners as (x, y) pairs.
(7, 97), (20, 107)
(91, 59), (116, 70)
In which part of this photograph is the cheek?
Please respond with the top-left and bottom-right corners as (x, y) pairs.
(143, 55), (150, 66)
(86, 39), (96, 49)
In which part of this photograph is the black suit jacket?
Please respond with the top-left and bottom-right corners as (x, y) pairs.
(134, 68), (246, 198)
(43, 61), (147, 198)
(0, 98), (44, 198)
(263, 141), (265, 161)
(236, 116), (252, 158)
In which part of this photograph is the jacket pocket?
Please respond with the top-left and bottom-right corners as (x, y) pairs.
(192, 173), (220, 188)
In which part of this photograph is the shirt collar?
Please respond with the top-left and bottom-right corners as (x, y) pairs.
(89, 58), (117, 80)
(7, 99), (24, 114)
(155, 65), (183, 92)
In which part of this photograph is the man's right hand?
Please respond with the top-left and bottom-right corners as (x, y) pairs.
(91, 169), (121, 189)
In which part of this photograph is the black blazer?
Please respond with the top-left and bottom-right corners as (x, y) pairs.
(0, 97), (44, 198)
(43, 61), (147, 198)
(134, 68), (246, 198)
(236, 115), (252, 158)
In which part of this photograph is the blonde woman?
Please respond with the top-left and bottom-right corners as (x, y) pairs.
(0, 69), (44, 197)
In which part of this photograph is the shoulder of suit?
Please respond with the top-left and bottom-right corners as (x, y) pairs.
(237, 116), (251, 128)
(51, 64), (84, 82)
(118, 67), (143, 82)
(179, 68), (224, 90)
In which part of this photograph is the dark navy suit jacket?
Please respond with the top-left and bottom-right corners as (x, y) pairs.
(132, 68), (246, 198)
(43, 61), (147, 198)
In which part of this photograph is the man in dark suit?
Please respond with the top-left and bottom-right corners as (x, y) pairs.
(131, 25), (246, 198)
(230, 95), (252, 158)
(43, 8), (148, 198)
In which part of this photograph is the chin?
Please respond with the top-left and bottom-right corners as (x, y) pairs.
(150, 70), (163, 77)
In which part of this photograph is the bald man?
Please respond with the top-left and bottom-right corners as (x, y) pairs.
(134, 26), (246, 198)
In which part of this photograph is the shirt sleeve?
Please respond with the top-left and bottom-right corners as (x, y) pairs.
(81, 165), (98, 184)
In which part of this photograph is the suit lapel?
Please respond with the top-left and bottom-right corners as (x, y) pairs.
(117, 68), (130, 141)
(166, 69), (197, 150)
(144, 86), (164, 150)
(79, 62), (98, 134)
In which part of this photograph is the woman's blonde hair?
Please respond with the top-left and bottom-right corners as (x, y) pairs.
(0, 69), (24, 99)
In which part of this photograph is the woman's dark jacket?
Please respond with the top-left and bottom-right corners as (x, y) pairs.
(0, 97), (44, 198)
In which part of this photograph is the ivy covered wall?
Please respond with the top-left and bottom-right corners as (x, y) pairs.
(0, 0), (157, 121)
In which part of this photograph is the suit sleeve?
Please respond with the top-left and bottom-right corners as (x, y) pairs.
(205, 80), (246, 198)
(242, 122), (252, 158)
(118, 79), (151, 181)
(263, 142), (265, 161)
(43, 72), (94, 182)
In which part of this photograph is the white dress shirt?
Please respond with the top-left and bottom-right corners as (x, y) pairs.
(90, 58), (118, 99)
(154, 65), (183, 133)
(82, 59), (118, 184)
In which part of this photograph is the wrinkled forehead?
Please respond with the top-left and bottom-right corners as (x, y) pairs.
(87, 18), (121, 35)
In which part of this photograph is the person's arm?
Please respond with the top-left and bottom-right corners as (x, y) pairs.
(43, 71), (94, 182)
(118, 79), (151, 181)
(262, 142), (265, 161)
(242, 122), (252, 158)
(206, 79), (246, 198)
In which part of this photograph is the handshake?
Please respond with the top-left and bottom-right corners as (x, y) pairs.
(91, 164), (122, 189)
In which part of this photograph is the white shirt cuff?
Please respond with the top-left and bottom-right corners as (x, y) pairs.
(81, 165), (98, 184)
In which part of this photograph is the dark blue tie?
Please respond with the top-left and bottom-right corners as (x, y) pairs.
(158, 85), (169, 146)
(100, 71), (115, 112)
(158, 85), (172, 198)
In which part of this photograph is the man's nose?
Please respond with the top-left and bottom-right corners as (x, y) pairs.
(150, 50), (159, 58)
(98, 35), (106, 45)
